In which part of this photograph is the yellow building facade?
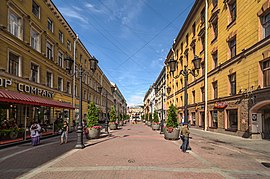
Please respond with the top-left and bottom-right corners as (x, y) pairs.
(0, 0), (122, 143)
(165, 0), (270, 139)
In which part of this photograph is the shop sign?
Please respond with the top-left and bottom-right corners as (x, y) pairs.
(0, 77), (12, 87)
(214, 102), (227, 109)
(0, 77), (54, 98)
(17, 83), (54, 98)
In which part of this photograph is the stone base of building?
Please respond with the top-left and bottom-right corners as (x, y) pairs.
(251, 133), (262, 139)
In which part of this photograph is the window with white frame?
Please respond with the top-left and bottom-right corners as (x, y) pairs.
(47, 18), (53, 32)
(58, 77), (63, 91)
(228, 36), (236, 58)
(8, 52), (20, 76)
(59, 30), (63, 43)
(228, 0), (236, 24)
(67, 81), (71, 94)
(261, 12), (270, 38)
(67, 40), (71, 51)
(30, 27), (40, 52)
(46, 41), (53, 60)
(32, 0), (40, 18)
(229, 73), (236, 95)
(46, 71), (53, 88)
(31, 63), (39, 83)
(262, 59), (270, 87)
(212, 81), (218, 99)
(8, 10), (23, 40)
(58, 51), (63, 67)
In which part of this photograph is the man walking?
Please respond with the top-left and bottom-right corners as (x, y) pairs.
(181, 123), (190, 153)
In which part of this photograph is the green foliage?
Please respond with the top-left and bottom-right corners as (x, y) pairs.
(109, 106), (116, 122)
(166, 104), (178, 128)
(141, 114), (144, 120)
(119, 113), (123, 121)
(153, 111), (159, 123)
(87, 102), (99, 128)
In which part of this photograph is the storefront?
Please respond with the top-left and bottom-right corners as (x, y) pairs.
(0, 78), (73, 145)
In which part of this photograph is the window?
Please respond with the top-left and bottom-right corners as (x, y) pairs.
(8, 10), (23, 39)
(67, 81), (71, 94)
(31, 63), (39, 83)
(212, 19), (218, 40)
(84, 90), (87, 99)
(192, 90), (195, 104)
(212, 51), (218, 68)
(67, 40), (71, 51)
(59, 30), (63, 43)
(9, 52), (20, 76)
(201, 87), (205, 101)
(211, 110), (218, 128)
(186, 33), (189, 46)
(201, 8), (205, 24)
(48, 18), (53, 32)
(32, 0), (40, 18)
(227, 109), (238, 130)
(228, 36), (236, 58)
(229, 73), (236, 95)
(262, 59), (270, 87)
(46, 71), (53, 88)
(261, 13), (270, 38)
(58, 77), (63, 91)
(75, 85), (78, 97)
(212, 81), (218, 99)
(201, 33), (205, 52)
(212, 0), (218, 8)
(192, 23), (196, 37)
(192, 44), (196, 57)
(46, 41), (53, 60)
(30, 27), (40, 52)
(180, 43), (183, 53)
(228, 1), (236, 23)
(80, 54), (82, 63)
(58, 51), (63, 67)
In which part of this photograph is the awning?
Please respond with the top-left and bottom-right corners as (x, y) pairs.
(0, 89), (74, 109)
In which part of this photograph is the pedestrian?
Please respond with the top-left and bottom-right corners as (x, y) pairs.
(181, 122), (190, 153)
(60, 120), (69, 144)
(30, 121), (41, 146)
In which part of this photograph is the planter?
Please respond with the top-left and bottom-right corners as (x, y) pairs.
(109, 123), (117, 130)
(87, 127), (101, 139)
(152, 124), (160, 130)
(119, 121), (123, 126)
(147, 121), (151, 126)
(164, 128), (180, 140)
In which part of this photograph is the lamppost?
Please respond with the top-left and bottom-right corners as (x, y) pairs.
(75, 57), (98, 149)
(154, 86), (165, 134)
(98, 86), (109, 134)
(167, 55), (201, 123)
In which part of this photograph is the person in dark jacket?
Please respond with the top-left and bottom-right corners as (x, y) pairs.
(181, 123), (190, 153)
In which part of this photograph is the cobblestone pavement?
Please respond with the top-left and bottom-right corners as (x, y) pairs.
(1, 123), (270, 179)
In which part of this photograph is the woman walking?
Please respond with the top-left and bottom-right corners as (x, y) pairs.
(30, 121), (41, 146)
(60, 120), (69, 144)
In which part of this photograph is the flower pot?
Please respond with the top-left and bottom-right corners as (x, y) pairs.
(87, 127), (100, 139)
(109, 123), (117, 130)
(164, 128), (180, 140)
(119, 121), (123, 126)
(147, 121), (151, 126)
(152, 124), (160, 130)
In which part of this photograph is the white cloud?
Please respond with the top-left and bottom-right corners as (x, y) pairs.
(128, 95), (144, 106)
(58, 7), (88, 24)
(85, 2), (105, 14)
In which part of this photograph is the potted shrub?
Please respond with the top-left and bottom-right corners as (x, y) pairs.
(109, 106), (117, 130)
(164, 104), (180, 140)
(152, 111), (160, 130)
(119, 113), (123, 126)
(87, 102), (102, 139)
(147, 113), (152, 126)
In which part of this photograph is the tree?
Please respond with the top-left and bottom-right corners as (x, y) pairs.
(109, 106), (116, 123)
(87, 102), (99, 128)
(166, 104), (178, 128)
(153, 111), (159, 123)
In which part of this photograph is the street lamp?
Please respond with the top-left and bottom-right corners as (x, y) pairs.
(75, 56), (98, 149)
(167, 55), (201, 123)
(98, 86), (109, 134)
(154, 86), (165, 134)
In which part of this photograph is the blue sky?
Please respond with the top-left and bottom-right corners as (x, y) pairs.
(52, 0), (195, 106)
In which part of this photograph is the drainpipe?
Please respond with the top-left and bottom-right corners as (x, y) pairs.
(204, 0), (208, 131)
(73, 34), (79, 125)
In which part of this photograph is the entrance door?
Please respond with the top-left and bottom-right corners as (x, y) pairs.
(263, 109), (270, 139)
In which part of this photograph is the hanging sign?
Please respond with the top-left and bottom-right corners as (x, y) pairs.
(214, 102), (228, 109)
